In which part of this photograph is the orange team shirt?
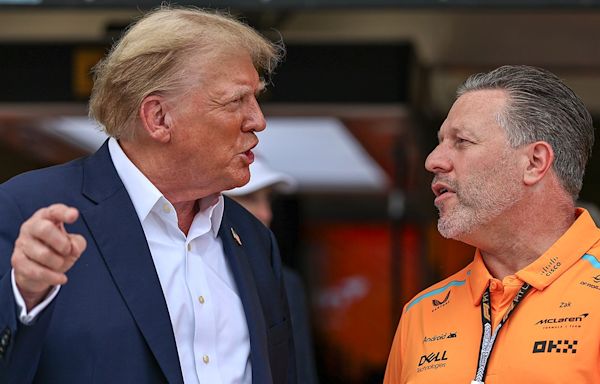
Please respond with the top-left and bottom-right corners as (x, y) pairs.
(384, 208), (600, 384)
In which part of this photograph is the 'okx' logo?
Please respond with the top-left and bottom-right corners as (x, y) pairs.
(532, 340), (578, 354)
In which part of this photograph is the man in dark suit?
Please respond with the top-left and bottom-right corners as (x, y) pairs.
(0, 6), (294, 384)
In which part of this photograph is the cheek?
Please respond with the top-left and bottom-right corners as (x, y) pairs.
(200, 133), (235, 160)
(212, 123), (243, 148)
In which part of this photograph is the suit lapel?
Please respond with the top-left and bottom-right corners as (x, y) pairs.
(79, 142), (183, 384)
(220, 214), (272, 384)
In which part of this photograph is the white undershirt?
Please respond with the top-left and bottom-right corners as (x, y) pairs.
(12, 139), (252, 384)
(109, 139), (251, 384)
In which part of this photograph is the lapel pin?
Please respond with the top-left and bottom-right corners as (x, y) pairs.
(231, 227), (242, 246)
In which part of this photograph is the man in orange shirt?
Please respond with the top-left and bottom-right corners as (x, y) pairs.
(384, 65), (600, 383)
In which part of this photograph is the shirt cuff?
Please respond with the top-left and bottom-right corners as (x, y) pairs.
(11, 269), (60, 325)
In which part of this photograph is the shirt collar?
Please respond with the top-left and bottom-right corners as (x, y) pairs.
(468, 208), (600, 305)
(467, 250), (493, 306)
(205, 195), (224, 238)
(516, 208), (600, 290)
(109, 138), (162, 223)
(108, 137), (224, 238)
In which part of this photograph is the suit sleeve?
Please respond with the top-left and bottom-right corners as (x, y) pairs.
(0, 187), (57, 383)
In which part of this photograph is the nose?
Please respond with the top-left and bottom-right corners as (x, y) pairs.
(243, 97), (266, 132)
(425, 143), (452, 174)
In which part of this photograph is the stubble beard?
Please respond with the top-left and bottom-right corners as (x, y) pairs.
(436, 150), (523, 240)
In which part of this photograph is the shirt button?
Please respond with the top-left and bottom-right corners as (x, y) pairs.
(187, 243), (192, 251)
(162, 203), (171, 214)
(203, 355), (210, 364)
(198, 296), (205, 304)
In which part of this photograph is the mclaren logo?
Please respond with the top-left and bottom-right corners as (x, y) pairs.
(535, 313), (588, 326)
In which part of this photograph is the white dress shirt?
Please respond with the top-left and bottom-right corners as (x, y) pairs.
(12, 138), (252, 384)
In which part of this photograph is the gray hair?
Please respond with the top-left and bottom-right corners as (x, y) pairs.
(89, 6), (284, 140)
(458, 65), (594, 200)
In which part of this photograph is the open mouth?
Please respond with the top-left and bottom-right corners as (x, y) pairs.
(243, 149), (255, 163)
(431, 180), (457, 206)
(432, 183), (454, 197)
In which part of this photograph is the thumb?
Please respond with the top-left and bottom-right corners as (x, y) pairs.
(72, 234), (87, 255)
(61, 234), (87, 272)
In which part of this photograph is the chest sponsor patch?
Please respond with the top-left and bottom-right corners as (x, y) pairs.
(423, 332), (457, 343)
(432, 291), (451, 312)
(532, 339), (578, 354)
(416, 350), (448, 373)
(534, 313), (588, 329)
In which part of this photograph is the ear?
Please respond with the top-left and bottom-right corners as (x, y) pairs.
(523, 141), (554, 186)
(139, 94), (173, 143)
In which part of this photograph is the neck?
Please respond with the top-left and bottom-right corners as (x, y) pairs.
(472, 193), (576, 280)
(119, 139), (218, 235)
(173, 200), (198, 235)
(172, 195), (220, 235)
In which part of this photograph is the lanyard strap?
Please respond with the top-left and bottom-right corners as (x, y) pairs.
(471, 282), (532, 384)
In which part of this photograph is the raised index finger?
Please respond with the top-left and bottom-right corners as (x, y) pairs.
(35, 204), (80, 225)
(27, 204), (80, 255)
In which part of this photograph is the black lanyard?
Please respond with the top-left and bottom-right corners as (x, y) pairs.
(471, 282), (532, 384)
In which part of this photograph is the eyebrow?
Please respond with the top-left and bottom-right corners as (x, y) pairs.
(437, 126), (478, 142)
(230, 81), (266, 99)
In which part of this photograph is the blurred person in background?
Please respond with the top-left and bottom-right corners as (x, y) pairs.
(385, 65), (600, 383)
(0, 6), (295, 384)
(225, 154), (319, 384)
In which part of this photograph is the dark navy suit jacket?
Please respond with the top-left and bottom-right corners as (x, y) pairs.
(283, 267), (319, 384)
(0, 141), (294, 384)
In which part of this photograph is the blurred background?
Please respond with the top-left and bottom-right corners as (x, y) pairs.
(1, 1), (600, 382)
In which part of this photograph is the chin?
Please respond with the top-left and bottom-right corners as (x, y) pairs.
(226, 173), (250, 190)
(239, 169), (251, 184)
(437, 214), (471, 240)
(437, 223), (458, 239)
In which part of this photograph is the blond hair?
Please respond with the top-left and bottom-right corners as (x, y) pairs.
(89, 6), (283, 139)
